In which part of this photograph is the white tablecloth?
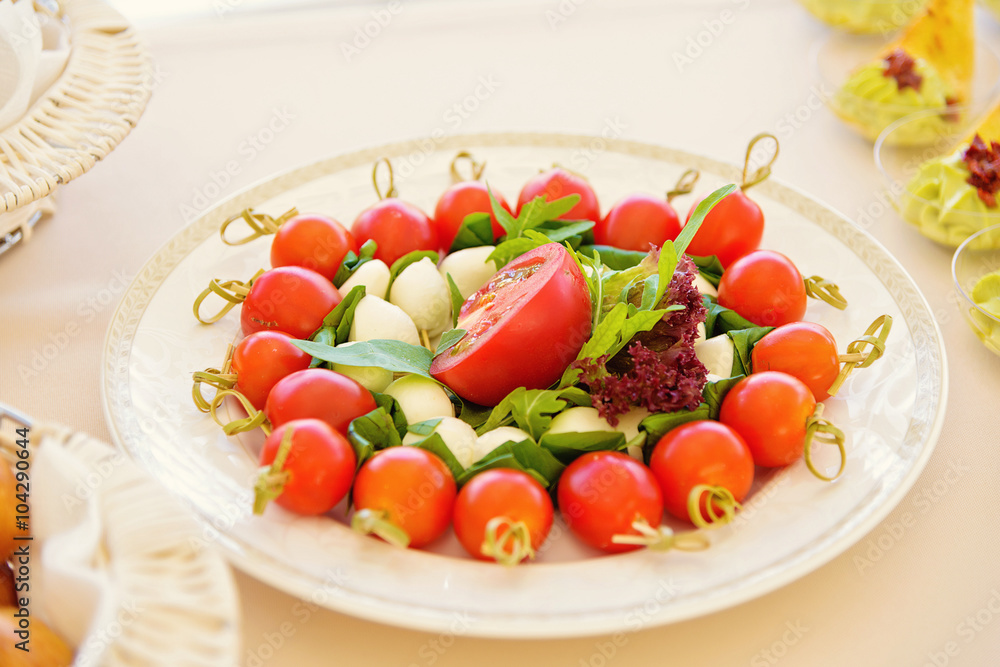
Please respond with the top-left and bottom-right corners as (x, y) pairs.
(3, 1), (1000, 664)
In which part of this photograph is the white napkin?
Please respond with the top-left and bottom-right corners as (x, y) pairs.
(25, 424), (240, 667)
(0, 0), (69, 131)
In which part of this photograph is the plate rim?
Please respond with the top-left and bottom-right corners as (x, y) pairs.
(101, 130), (949, 638)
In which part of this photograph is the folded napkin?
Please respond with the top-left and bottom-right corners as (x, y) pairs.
(12, 423), (240, 667)
(0, 0), (69, 131)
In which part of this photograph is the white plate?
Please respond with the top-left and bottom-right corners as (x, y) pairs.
(101, 132), (947, 638)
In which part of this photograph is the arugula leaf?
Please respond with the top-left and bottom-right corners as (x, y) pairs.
(294, 338), (434, 378)
(436, 328), (466, 354)
(449, 212), (495, 252)
(346, 406), (401, 468)
(537, 431), (627, 464)
(387, 250), (439, 292)
(639, 404), (710, 442)
(332, 239), (377, 287)
(673, 184), (738, 256)
(690, 254), (724, 288)
(578, 245), (646, 270)
(505, 193), (581, 238)
(510, 389), (568, 441)
(487, 231), (548, 270)
(726, 326), (774, 376)
(409, 433), (465, 480)
(489, 187), (518, 237)
(456, 439), (566, 489)
(533, 219), (594, 244)
(445, 273), (464, 329)
(458, 399), (494, 431)
(476, 390), (519, 435)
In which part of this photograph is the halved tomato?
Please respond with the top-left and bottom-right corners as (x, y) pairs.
(429, 243), (592, 405)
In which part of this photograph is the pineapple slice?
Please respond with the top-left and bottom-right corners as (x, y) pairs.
(891, 0), (974, 106)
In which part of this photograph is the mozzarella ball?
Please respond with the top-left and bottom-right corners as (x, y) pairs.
(438, 246), (497, 300)
(694, 334), (735, 379)
(349, 295), (420, 346)
(389, 257), (452, 336)
(473, 426), (533, 462)
(331, 342), (393, 393)
(402, 417), (478, 468)
(340, 259), (391, 299)
(694, 273), (718, 297)
(384, 374), (455, 423)
(546, 406), (616, 435)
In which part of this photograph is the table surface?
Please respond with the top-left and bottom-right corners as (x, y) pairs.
(3, 0), (1000, 665)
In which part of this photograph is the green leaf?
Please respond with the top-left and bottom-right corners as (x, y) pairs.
(294, 338), (434, 378)
(487, 236), (544, 270)
(702, 375), (744, 419)
(537, 431), (627, 464)
(449, 212), (496, 252)
(308, 327), (335, 368)
(557, 386), (593, 407)
(534, 219), (594, 244)
(674, 184), (738, 257)
(488, 187), (518, 237)
(639, 404), (710, 443)
(408, 433), (465, 480)
(387, 250), (439, 292)
(475, 388), (521, 435)
(317, 284), (367, 345)
(702, 295), (758, 338)
(437, 328), (466, 354)
(690, 254), (724, 288)
(457, 399), (493, 430)
(346, 406), (401, 468)
(372, 392), (408, 438)
(407, 418), (444, 437)
(511, 193), (581, 237)
(332, 239), (378, 287)
(444, 273), (464, 329)
(578, 245), (646, 270)
(726, 326), (774, 377)
(510, 389), (570, 441)
(456, 439), (566, 488)
(653, 240), (679, 307)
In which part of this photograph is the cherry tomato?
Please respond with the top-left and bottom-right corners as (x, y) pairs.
(270, 213), (357, 281)
(352, 447), (456, 548)
(517, 168), (600, 222)
(257, 419), (356, 515)
(265, 368), (376, 434)
(430, 242), (592, 405)
(717, 250), (806, 327)
(684, 191), (763, 268)
(557, 451), (663, 553)
(649, 420), (754, 524)
(752, 322), (840, 401)
(453, 469), (553, 563)
(719, 371), (817, 468)
(231, 331), (312, 410)
(241, 266), (341, 339)
(434, 182), (510, 251)
(595, 193), (681, 251)
(0, 460), (16, 561)
(351, 199), (437, 266)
